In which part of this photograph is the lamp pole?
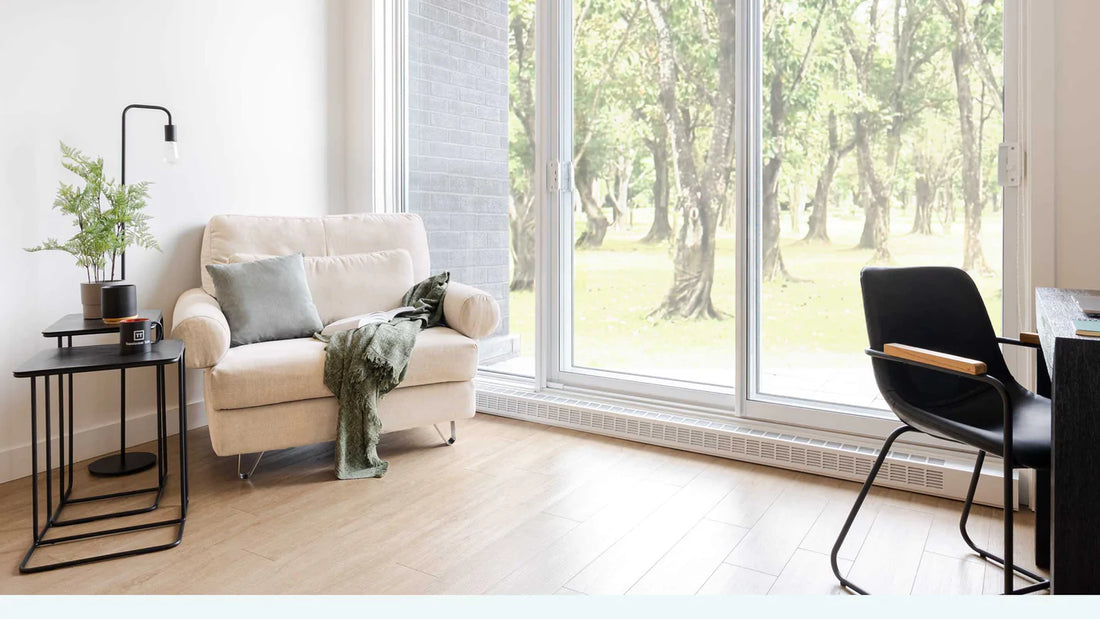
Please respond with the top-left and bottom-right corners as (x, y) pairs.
(87, 104), (177, 477)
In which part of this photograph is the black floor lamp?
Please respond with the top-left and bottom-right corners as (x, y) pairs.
(87, 104), (178, 477)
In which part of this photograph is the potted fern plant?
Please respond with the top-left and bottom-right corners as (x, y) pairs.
(26, 142), (159, 319)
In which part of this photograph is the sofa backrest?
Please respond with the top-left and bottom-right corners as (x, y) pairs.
(199, 213), (431, 297)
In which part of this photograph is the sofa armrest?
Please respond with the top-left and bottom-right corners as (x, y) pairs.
(443, 282), (501, 339)
(172, 288), (231, 369)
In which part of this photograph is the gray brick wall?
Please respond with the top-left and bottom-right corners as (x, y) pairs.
(408, 0), (511, 339)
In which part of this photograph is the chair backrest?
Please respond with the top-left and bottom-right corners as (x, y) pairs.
(199, 213), (431, 297)
(861, 266), (1014, 410)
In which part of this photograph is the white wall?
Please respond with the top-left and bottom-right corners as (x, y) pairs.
(0, 0), (343, 481)
(1053, 0), (1100, 289)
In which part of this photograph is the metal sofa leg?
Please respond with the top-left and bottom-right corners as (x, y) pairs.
(958, 451), (1050, 594)
(831, 425), (913, 595)
(237, 451), (265, 480)
(434, 421), (456, 446)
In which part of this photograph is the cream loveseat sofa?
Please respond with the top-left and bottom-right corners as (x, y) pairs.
(171, 214), (499, 476)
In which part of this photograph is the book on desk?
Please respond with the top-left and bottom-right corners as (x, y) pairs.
(1071, 294), (1100, 336)
(1074, 318), (1100, 337)
(1073, 293), (1100, 317)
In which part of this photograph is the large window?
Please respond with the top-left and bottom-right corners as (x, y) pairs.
(410, 0), (1016, 431)
(566, 0), (736, 388)
(753, 0), (1007, 413)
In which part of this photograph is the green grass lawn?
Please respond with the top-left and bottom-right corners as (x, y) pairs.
(505, 206), (1003, 385)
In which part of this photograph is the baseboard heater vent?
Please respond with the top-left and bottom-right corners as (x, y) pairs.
(476, 385), (1005, 506)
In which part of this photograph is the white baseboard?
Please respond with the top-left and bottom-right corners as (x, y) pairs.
(0, 400), (207, 485)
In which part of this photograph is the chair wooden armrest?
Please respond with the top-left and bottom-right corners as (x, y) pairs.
(883, 343), (988, 375)
(997, 332), (1041, 349)
(1019, 331), (1040, 345)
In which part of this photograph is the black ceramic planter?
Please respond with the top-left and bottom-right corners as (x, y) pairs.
(101, 283), (138, 325)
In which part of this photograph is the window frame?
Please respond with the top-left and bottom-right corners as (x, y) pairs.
(432, 0), (1039, 444)
(743, 0), (1025, 429)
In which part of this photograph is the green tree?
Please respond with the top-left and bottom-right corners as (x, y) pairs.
(836, 0), (947, 263)
(507, 0), (537, 291)
(646, 0), (736, 318)
(573, 0), (643, 249)
(936, 0), (1002, 273)
(761, 0), (829, 277)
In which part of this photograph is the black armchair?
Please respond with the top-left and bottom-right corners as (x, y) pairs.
(831, 266), (1051, 595)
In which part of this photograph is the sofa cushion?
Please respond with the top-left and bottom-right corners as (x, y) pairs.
(200, 214), (431, 296)
(205, 254), (324, 347)
(206, 327), (478, 410)
(204, 382), (476, 456)
(230, 250), (415, 326)
(443, 282), (501, 339)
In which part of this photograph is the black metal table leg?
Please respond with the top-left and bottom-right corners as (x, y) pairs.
(29, 378), (39, 544)
(56, 366), (65, 507)
(179, 354), (189, 512)
(156, 365), (166, 483)
(44, 376), (52, 524)
(48, 365), (165, 526)
(17, 344), (188, 574)
(66, 340), (74, 498)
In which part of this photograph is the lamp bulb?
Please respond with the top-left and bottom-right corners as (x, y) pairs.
(164, 141), (179, 164)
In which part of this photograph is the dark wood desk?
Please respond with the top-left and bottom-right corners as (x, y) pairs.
(1036, 287), (1100, 594)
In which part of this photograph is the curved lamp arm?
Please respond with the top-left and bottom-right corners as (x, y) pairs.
(120, 103), (177, 280)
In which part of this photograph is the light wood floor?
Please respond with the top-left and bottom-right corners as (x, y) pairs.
(0, 414), (1047, 594)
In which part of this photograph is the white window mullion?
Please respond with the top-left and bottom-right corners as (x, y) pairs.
(735, 0), (760, 419)
(534, 0), (573, 390)
(347, 0), (406, 214)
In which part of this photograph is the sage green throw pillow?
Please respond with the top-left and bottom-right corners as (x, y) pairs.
(205, 253), (323, 347)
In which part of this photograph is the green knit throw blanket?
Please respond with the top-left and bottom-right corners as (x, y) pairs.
(320, 272), (449, 479)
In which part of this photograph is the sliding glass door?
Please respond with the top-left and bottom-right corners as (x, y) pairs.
(749, 0), (1013, 420)
(444, 0), (1018, 431)
(561, 0), (736, 395)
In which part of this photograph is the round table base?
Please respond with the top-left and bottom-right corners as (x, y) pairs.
(87, 452), (157, 477)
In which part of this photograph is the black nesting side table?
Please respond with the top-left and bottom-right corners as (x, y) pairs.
(11, 340), (188, 573)
(42, 310), (163, 476)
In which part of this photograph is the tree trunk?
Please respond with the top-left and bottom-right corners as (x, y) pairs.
(509, 193), (535, 291)
(609, 151), (633, 231)
(761, 48), (789, 280)
(854, 113), (892, 262)
(804, 166), (834, 243)
(575, 165), (609, 249)
(608, 193), (625, 231)
(804, 111), (849, 244)
(788, 182), (802, 235)
(718, 178), (736, 231)
(762, 156), (786, 279)
(912, 176), (935, 235)
(507, 11), (537, 291)
(641, 129), (672, 244)
(944, 0), (990, 273)
(646, 0), (734, 319)
(662, 198), (719, 318)
(940, 185), (955, 234)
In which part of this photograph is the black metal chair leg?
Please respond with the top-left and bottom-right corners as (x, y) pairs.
(831, 425), (913, 595)
(1035, 468), (1050, 570)
(959, 451), (1050, 594)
